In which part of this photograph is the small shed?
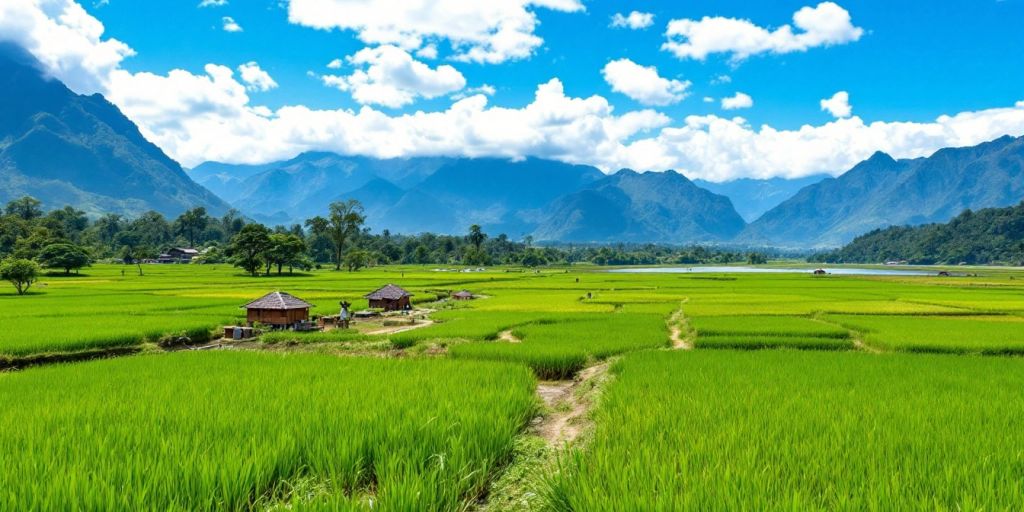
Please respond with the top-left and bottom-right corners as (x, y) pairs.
(452, 290), (475, 301)
(242, 291), (314, 327)
(365, 284), (413, 311)
(812, 268), (828, 275)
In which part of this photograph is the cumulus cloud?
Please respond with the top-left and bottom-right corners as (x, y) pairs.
(663, 2), (863, 61)
(602, 58), (690, 106)
(326, 58), (342, 69)
(319, 45), (466, 108)
(222, 16), (242, 32)
(9, 0), (1024, 185)
(721, 92), (753, 110)
(198, 0), (227, 7)
(610, 11), (654, 30)
(451, 84), (496, 100)
(0, 0), (134, 94)
(285, 0), (584, 64)
(237, 61), (277, 92)
(820, 90), (852, 118)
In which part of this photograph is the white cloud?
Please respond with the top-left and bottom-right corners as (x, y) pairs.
(415, 43), (437, 59)
(610, 11), (653, 30)
(602, 58), (690, 106)
(319, 45), (465, 108)
(9, 0), (1024, 186)
(703, 96), (714, 103)
(0, 0), (134, 94)
(237, 61), (277, 92)
(326, 58), (342, 69)
(286, 0), (585, 64)
(451, 84), (496, 100)
(820, 90), (852, 118)
(198, 0), (227, 6)
(711, 74), (731, 85)
(221, 16), (242, 32)
(663, 2), (863, 61)
(721, 92), (753, 110)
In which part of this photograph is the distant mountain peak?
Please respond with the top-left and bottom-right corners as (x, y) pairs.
(0, 44), (228, 217)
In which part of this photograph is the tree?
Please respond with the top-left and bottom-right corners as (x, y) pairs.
(5, 196), (42, 221)
(327, 200), (366, 270)
(747, 252), (768, 265)
(37, 243), (91, 274)
(343, 249), (370, 272)
(468, 224), (487, 251)
(228, 223), (271, 276)
(0, 258), (40, 295)
(43, 206), (88, 242)
(174, 207), (209, 247)
(266, 233), (306, 275)
(116, 231), (154, 276)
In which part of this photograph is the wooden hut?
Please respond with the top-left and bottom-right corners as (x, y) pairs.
(365, 284), (413, 311)
(812, 268), (827, 275)
(242, 291), (313, 327)
(452, 290), (475, 301)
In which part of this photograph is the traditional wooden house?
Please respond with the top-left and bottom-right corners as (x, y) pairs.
(157, 248), (200, 264)
(365, 284), (413, 311)
(242, 291), (313, 327)
(452, 290), (475, 301)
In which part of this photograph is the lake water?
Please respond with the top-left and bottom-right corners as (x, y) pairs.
(608, 266), (933, 276)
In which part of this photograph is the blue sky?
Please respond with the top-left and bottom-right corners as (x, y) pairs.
(4, 0), (1024, 179)
(85, 0), (1024, 128)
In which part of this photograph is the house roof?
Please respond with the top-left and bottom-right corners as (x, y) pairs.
(365, 284), (413, 300)
(171, 248), (200, 254)
(453, 290), (473, 297)
(242, 291), (314, 310)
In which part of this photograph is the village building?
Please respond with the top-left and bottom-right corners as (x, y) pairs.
(156, 247), (199, 264)
(242, 291), (313, 328)
(452, 290), (475, 301)
(365, 284), (413, 311)
(813, 269), (828, 275)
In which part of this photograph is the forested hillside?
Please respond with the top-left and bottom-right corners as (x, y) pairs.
(812, 202), (1024, 265)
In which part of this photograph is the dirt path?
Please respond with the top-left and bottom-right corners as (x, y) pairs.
(366, 320), (434, 336)
(532, 362), (609, 447)
(669, 301), (693, 350)
(497, 329), (521, 343)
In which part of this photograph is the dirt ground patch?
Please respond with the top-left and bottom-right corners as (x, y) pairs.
(669, 302), (693, 350)
(532, 362), (609, 447)
(497, 329), (522, 343)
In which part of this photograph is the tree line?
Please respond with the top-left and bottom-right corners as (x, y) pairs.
(0, 195), (769, 291)
(810, 201), (1024, 265)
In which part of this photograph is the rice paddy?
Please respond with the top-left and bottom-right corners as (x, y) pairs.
(3, 263), (1024, 509)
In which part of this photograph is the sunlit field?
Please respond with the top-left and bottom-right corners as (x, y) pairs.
(3, 263), (1024, 509)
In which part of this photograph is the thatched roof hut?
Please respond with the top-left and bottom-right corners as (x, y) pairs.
(242, 291), (314, 327)
(452, 290), (475, 300)
(365, 284), (413, 311)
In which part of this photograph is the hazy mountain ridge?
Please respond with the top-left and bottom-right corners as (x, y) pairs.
(740, 135), (1024, 247)
(694, 174), (830, 222)
(0, 43), (229, 218)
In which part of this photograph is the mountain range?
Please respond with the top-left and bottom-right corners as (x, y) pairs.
(0, 43), (228, 218)
(192, 155), (747, 242)
(739, 135), (1024, 247)
(4, 40), (1024, 247)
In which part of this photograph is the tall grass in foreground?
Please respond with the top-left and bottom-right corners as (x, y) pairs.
(0, 352), (536, 510)
(549, 350), (1024, 510)
(451, 313), (668, 379)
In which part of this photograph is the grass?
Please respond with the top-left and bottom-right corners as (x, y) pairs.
(828, 314), (1024, 354)
(450, 313), (669, 379)
(0, 351), (536, 510)
(549, 350), (1024, 510)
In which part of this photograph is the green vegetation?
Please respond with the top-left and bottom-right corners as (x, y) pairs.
(0, 257), (39, 295)
(814, 201), (1024, 265)
(829, 314), (1024, 354)
(550, 350), (1024, 510)
(0, 352), (536, 510)
(451, 313), (668, 379)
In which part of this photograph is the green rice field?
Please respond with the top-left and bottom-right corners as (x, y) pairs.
(3, 263), (1024, 509)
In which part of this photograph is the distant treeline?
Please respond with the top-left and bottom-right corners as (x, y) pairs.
(810, 201), (1024, 265)
(0, 196), (773, 276)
